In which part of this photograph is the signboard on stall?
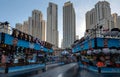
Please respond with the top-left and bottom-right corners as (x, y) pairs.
(72, 37), (120, 53)
(97, 38), (120, 48)
(3, 33), (41, 51)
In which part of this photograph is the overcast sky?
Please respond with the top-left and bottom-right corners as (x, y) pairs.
(0, 0), (120, 47)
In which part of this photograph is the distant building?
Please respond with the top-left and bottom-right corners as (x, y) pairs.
(0, 22), (10, 34)
(112, 13), (118, 28)
(95, 1), (111, 26)
(28, 17), (33, 35)
(47, 2), (58, 47)
(76, 35), (79, 40)
(111, 13), (120, 29)
(41, 20), (46, 41)
(63, 1), (76, 48)
(85, 1), (113, 37)
(15, 23), (23, 32)
(16, 21), (30, 35)
(61, 39), (63, 48)
(23, 21), (29, 34)
(32, 10), (43, 39)
(86, 8), (96, 30)
(117, 16), (120, 29)
(15, 10), (46, 40)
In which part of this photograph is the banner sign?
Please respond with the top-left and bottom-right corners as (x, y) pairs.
(97, 38), (120, 48)
(72, 38), (120, 53)
(2, 33), (53, 52)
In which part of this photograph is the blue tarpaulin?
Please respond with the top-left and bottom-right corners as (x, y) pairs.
(72, 38), (120, 53)
(1, 33), (53, 52)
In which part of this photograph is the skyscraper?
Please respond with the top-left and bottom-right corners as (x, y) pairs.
(28, 17), (33, 35)
(95, 1), (111, 24)
(117, 16), (120, 29)
(111, 13), (120, 29)
(86, 1), (111, 30)
(23, 21), (29, 34)
(85, 1), (114, 38)
(47, 2), (58, 47)
(86, 8), (96, 30)
(41, 20), (46, 41)
(16, 19), (32, 35)
(63, 1), (76, 48)
(15, 10), (45, 40)
(32, 10), (43, 39)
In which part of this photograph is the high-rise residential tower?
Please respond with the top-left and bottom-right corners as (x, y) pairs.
(63, 1), (76, 48)
(111, 13), (120, 29)
(16, 20), (32, 35)
(28, 17), (33, 35)
(41, 20), (46, 41)
(23, 21), (29, 34)
(95, 1), (111, 24)
(86, 8), (96, 30)
(86, 1), (111, 30)
(32, 10), (43, 39)
(47, 2), (58, 47)
(117, 16), (120, 29)
(15, 10), (45, 41)
(85, 1), (114, 38)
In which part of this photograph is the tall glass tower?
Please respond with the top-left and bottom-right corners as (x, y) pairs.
(63, 1), (76, 48)
(47, 2), (58, 47)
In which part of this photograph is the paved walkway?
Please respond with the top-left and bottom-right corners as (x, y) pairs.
(46, 62), (64, 70)
(32, 63), (78, 77)
(77, 68), (120, 77)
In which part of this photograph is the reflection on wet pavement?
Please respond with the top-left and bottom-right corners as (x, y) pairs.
(77, 68), (120, 77)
